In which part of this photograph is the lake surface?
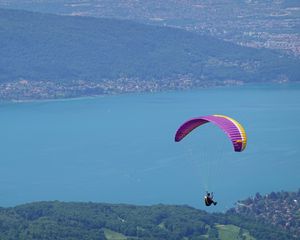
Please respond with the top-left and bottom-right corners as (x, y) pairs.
(0, 84), (299, 212)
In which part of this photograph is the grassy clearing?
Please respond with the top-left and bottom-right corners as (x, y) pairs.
(216, 224), (255, 240)
(103, 228), (127, 240)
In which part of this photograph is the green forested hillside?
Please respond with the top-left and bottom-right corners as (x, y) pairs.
(0, 8), (299, 84)
(0, 200), (296, 240)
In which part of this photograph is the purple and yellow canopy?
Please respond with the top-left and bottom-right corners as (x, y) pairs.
(175, 114), (247, 152)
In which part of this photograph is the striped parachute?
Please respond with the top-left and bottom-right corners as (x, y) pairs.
(175, 115), (247, 152)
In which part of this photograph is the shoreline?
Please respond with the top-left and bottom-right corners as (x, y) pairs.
(1, 81), (299, 105)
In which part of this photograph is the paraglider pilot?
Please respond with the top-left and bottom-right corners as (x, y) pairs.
(204, 192), (217, 206)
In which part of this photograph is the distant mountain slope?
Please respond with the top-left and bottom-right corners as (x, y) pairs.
(0, 8), (299, 85)
(1, 1), (299, 56)
(0, 200), (296, 240)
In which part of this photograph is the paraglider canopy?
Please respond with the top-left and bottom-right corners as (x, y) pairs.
(175, 114), (247, 152)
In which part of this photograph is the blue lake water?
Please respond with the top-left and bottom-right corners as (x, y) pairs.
(0, 84), (299, 212)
